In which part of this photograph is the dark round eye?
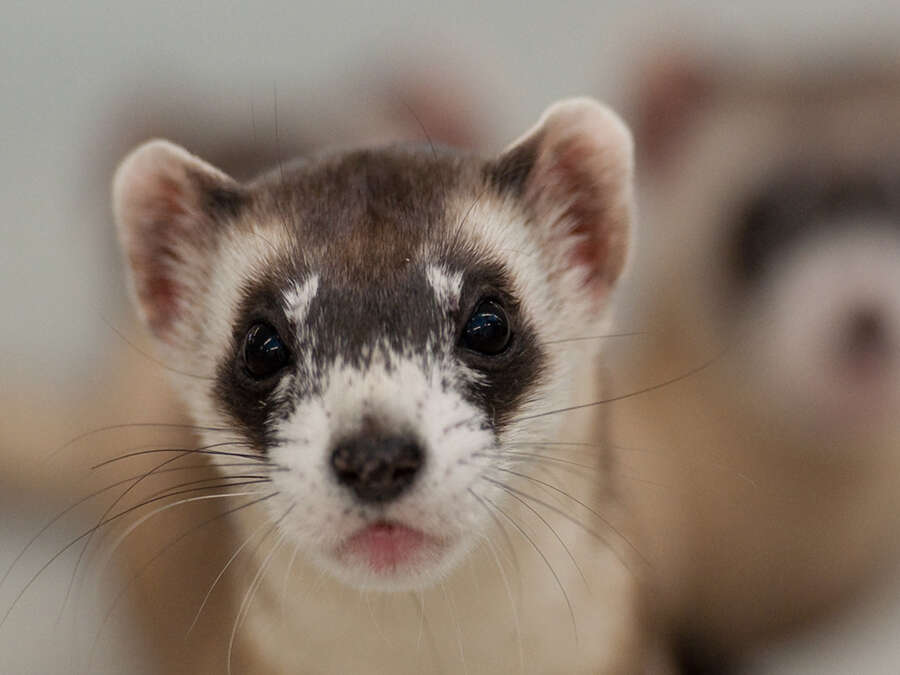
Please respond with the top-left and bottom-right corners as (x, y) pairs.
(243, 323), (290, 379)
(460, 300), (511, 356)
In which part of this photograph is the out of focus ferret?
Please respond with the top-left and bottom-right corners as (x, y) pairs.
(613, 50), (900, 671)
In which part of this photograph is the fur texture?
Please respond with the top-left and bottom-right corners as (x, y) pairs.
(84, 98), (661, 673)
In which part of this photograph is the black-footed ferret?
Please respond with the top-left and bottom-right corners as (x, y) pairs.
(614, 53), (900, 669)
(3, 98), (658, 673)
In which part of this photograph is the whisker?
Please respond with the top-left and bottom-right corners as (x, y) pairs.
(91, 481), (274, 581)
(467, 521), (524, 675)
(611, 444), (759, 489)
(0, 488), (267, 630)
(363, 589), (391, 648)
(468, 478), (520, 579)
(491, 448), (681, 492)
(476, 450), (601, 475)
(227, 505), (295, 675)
(505, 440), (603, 450)
(518, 348), (728, 422)
(280, 541), (302, 625)
(440, 581), (468, 675)
(413, 590), (426, 654)
(188, 502), (290, 636)
(484, 469), (646, 566)
(541, 331), (649, 346)
(506, 441), (759, 488)
(44, 422), (235, 463)
(86, 476), (274, 568)
(98, 314), (215, 381)
(486, 476), (588, 588)
(0, 461), (274, 597)
(270, 81), (301, 237)
(90, 442), (259, 470)
(63, 441), (264, 617)
(399, 96), (438, 162)
(84, 492), (278, 671)
(475, 490), (578, 645)
(140, 474), (273, 503)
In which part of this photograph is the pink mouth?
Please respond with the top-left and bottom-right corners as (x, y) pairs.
(339, 521), (438, 573)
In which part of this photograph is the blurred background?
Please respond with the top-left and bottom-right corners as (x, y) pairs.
(3, 1), (900, 673)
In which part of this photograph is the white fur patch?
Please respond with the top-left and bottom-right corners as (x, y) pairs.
(268, 347), (497, 590)
(283, 274), (320, 325)
(425, 264), (463, 312)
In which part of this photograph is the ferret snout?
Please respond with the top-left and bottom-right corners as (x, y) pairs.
(839, 305), (893, 371)
(331, 434), (424, 503)
(741, 228), (900, 433)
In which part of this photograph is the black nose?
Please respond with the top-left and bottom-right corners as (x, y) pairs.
(330, 436), (424, 503)
(843, 307), (890, 362)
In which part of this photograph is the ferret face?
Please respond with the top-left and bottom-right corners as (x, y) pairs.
(726, 165), (900, 432)
(636, 71), (900, 440)
(113, 99), (633, 590)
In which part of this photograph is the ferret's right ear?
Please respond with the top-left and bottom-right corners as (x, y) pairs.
(627, 48), (715, 172)
(488, 98), (634, 304)
(112, 140), (245, 343)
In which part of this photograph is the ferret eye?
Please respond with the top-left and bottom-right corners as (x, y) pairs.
(243, 323), (290, 379)
(460, 300), (511, 355)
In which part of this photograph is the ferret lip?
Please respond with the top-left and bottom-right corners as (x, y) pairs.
(335, 519), (446, 574)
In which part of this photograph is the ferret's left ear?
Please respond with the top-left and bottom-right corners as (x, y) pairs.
(489, 98), (634, 301)
(112, 140), (245, 343)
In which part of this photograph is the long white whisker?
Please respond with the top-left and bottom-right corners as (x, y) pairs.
(188, 502), (291, 636)
(441, 581), (468, 675)
(491, 477), (588, 588)
(468, 488), (524, 673)
(227, 510), (294, 675)
(43, 422), (238, 463)
(479, 490), (578, 646)
(486, 468), (646, 566)
(65, 440), (267, 619)
(98, 490), (271, 580)
(280, 540), (301, 626)
(0, 488), (266, 631)
(364, 588), (392, 647)
(414, 591), (426, 654)
(83, 492), (277, 674)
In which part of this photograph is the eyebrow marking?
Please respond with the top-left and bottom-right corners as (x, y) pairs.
(425, 265), (463, 312)
(283, 274), (320, 324)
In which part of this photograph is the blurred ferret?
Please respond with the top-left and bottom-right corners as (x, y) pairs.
(613, 49), (900, 671)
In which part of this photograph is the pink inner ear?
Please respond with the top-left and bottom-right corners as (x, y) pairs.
(130, 236), (186, 337)
(129, 175), (194, 337)
(571, 230), (608, 291)
(540, 136), (613, 294)
(142, 273), (181, 335)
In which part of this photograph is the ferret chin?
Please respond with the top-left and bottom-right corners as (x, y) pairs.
(82, 97), (659, 673)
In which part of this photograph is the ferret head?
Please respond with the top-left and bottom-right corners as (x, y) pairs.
(727, 164), (900, 434)
(112, 98), (633, 591)
(631, 54), (900, 442)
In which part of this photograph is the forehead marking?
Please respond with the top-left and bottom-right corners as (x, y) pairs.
(425, 264), (464, 312)
(283, 274), (320, 324)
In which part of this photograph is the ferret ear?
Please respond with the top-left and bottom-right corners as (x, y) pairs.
(489, 97), (634, 300)
(112, 139), (245, 342)
(627, 48), (715, 172)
